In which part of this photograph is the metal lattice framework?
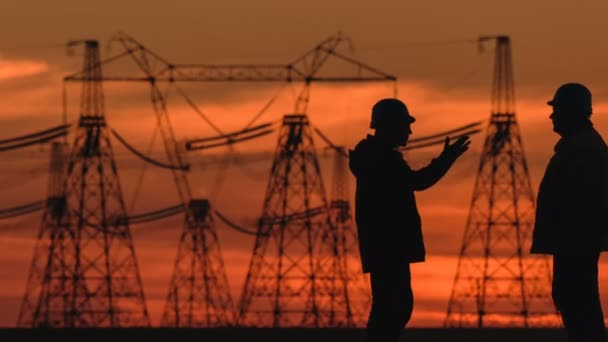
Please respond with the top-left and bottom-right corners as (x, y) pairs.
(444, 36), (559, 327)
(329, 146), (370, 326)
(18, 42), (150, 327)
(94, 35), (236, 327)
(19, 31), (395, 327)
(97, 32), (393, 327)
(160, 199), (234, 326)
(237, 115), (351, 327)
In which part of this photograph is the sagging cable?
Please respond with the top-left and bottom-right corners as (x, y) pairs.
(111, 129), (190, 171)
(0, 201), (45, 220)
(214, 210), (265, 236)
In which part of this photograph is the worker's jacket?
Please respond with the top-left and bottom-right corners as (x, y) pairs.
(531, 123), (608, 255)
(349, 135), (453, 273)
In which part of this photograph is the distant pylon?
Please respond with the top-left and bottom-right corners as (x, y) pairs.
(444, 36), (559, 327)
(87, 35), (237, 327)
(237, 114), (351, 327)
(329, 146), (370, 327)
(160, 199), (234, 326)
(18, 41), (150, 327)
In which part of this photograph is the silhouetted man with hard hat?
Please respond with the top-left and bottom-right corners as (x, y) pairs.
(349, 98), (470, 342)
(531, 83), (608, 342)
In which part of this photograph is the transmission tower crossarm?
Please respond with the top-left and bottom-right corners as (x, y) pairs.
(310, 49), (396, 81)
(64, 61), (395, 83)
(64, 31), (397, 84)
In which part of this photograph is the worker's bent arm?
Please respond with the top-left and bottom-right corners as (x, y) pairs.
(408, 156), (453, 191)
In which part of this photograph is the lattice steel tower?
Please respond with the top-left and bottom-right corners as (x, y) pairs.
(329, 146), (370, 327)
(160, 198), (234, 327)
(71, 33), (236, 327)
(18, 41), (150, 327)
(237, 114), (351, 327)
(444, 36), (558, 327)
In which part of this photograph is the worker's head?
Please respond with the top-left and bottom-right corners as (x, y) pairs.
(547, 83), (592, 135)
(370, 98), (416, 147)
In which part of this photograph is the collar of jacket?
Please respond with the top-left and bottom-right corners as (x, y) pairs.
(554, 120), (594, 152)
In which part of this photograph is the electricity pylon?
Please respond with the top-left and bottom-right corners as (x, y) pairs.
(18, 41), (150, 327)
(237, 114), (352, 327)
(444, 36), (559, 327)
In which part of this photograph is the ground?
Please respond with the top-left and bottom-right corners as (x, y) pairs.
(0, 328), (571, 342)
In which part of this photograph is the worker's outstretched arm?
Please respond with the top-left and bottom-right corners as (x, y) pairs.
(410, 136), (471, 191)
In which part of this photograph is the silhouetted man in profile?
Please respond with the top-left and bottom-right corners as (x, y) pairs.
(531, 83), (608, 342)
(349, 98), (470, 342)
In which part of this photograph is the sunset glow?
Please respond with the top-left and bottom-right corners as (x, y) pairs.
(2, 1), (608, 329)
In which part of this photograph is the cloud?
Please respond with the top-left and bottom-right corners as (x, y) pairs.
(0, 59), (49, 81)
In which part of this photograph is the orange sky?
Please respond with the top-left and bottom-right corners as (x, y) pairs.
(2, 1), (608, 327)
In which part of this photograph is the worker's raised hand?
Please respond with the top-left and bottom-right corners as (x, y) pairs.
(440, 135), (471, 163)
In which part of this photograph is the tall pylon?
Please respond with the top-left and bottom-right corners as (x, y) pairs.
(17, 41), (150, 327)
(61, 33), (245, 327)
(329, 146), (370, 327)
(444, 36), (558, 327)
(237, 114), (351, 327)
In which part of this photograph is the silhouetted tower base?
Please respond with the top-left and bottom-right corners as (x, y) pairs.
(445, 36), (558, 327)
(18, 41), (150, 327)
(330, 146), (370, 327)
(161, 199), (234, 327)
(237, 114), (352, 327)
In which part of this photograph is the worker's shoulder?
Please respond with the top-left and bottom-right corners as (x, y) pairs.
(566, 126), (608, 157)
(349, 136), (405, 177)
(555, 127), (608, 176)
(351, 137), (403, 162)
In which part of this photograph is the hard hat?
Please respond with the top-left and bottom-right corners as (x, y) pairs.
(370, 98), (416, 129)
(547, 83), (592, 116)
